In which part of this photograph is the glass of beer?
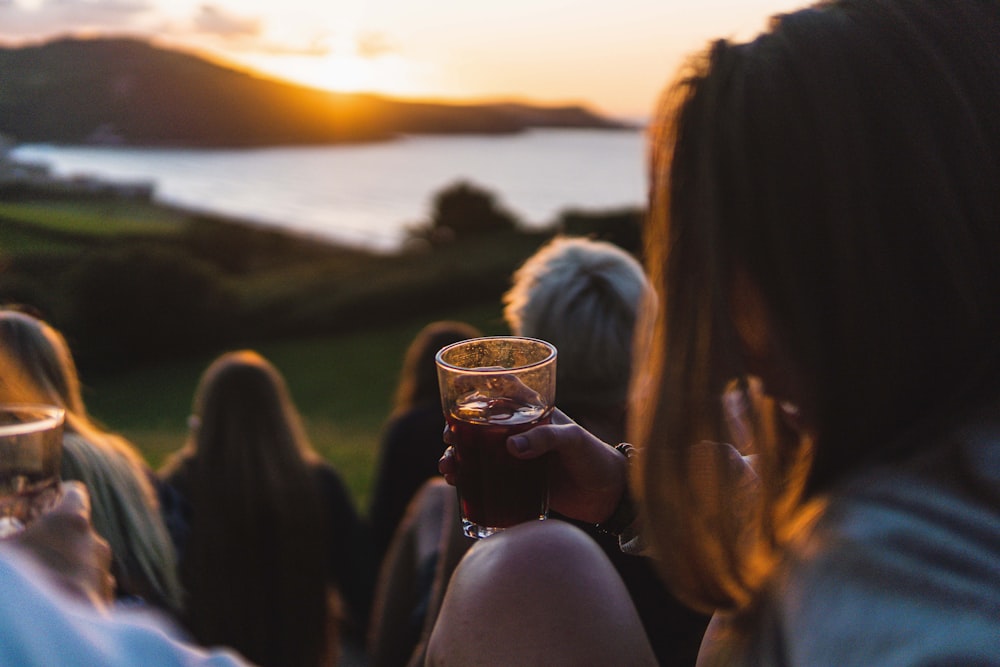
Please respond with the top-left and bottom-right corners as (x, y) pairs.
(436, 336), (556, 539)
(0, 405), (65, 538)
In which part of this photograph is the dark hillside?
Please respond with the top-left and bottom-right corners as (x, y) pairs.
(0, 37), (628, 147)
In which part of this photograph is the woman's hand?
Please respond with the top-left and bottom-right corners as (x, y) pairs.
(439, 409), (629, 525)
(8, 481), (115, 610)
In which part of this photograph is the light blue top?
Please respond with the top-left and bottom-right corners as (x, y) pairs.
(0, 547), (248, 667)
(700, 406), (1000, 665)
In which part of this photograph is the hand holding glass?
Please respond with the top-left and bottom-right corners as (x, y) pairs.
(436, 336), (556, 539)
(0, 405), (65, 538)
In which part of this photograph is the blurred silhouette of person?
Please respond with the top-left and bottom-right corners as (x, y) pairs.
(0, 481), (248, 665)
(367, 476), (467, 667)
(0, 308), (184, 614)
(160, 350), (374, 667)
(427, 1), (1000, 665)
(368, 320), (481, 565)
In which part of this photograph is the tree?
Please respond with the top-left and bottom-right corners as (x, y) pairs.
(409, 181), (520, 244)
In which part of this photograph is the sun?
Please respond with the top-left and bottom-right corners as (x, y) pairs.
(241, 51), (371, 93)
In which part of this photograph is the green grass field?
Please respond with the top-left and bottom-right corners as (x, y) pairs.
(83, 302), (508, 513)
(0, 199), (186, 236)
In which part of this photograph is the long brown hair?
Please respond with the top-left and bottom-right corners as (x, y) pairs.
(393, 321), (481, 412)
(162, 350), (336, 667)
(634, 0), (1000, 613)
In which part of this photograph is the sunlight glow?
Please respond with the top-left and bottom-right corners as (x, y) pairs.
(241, 49), (436, 98)
(0, 0), (820, 117)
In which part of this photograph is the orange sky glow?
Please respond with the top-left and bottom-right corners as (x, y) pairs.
(1, 0), (810, 120)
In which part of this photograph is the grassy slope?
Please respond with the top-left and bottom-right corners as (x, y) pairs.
(0, 200), (185, 234)
(1, 193), (641, 512)
(83, 298), (507, 514)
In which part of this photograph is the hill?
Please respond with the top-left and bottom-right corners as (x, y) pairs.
(0, 37), (629, 148)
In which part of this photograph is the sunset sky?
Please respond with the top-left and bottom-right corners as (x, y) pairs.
(1, 0), (808, 120)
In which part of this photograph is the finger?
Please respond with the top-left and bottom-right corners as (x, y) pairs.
(54, 481), (91, 519)
(93, 533), (113, 573)
(438, 446), (458, 486)
(101, 572), (117, 602)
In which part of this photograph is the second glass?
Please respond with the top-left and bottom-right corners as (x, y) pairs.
(0, 404), (65, 538)
(436, 336), (557, 539)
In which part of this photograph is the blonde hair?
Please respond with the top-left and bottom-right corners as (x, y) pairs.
(61, 432), (184, 611)
(503, 236), (651, 408)
(0, 309), (183, 611)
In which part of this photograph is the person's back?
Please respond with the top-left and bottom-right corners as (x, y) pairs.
(0, 483), (249, 667)
(368, 320), (481, 565)
(160, 350), (371, 667)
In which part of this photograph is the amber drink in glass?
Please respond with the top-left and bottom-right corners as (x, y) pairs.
(0, 405), (64, 538)
(436, 336), (556, 539)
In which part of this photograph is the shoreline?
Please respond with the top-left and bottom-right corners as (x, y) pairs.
(6, 128), (647, 255)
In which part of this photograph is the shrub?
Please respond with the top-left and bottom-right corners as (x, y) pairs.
(409, 181), (520, 244)
(62, 245), (239, 369)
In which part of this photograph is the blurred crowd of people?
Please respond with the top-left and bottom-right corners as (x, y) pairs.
(1, 0), (998, 665)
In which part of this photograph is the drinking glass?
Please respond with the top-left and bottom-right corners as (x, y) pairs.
(0, 405), (65, 538)
(436, 336), (556, 539)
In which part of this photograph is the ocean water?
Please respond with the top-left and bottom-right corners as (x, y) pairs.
(11, 128), (647, 253)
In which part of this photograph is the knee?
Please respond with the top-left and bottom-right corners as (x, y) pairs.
(426, 520), (656, 666)
(454, 519), (603, 588)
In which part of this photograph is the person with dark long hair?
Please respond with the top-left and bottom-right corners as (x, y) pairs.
(426, 1), (1000, 664)
(368, 320), (481, 565)
(161, 350), (374, 667)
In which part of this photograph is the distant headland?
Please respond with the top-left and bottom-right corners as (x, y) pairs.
(0, 37), (632, 149)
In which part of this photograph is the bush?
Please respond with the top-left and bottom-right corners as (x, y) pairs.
(62, 245), (239, 369)
(409, 181), (520, 244)
(555, 207), (645, 258)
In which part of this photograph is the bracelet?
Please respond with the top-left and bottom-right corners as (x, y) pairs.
(596, 443), (638, 537)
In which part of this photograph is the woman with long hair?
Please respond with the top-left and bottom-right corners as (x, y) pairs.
(161, 350), (373, 667)
(427, 1), (1000, 664)
(0, 308), (184, 613)
(368, 320), (481, 564)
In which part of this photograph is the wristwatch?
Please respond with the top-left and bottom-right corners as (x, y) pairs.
(596, 443), (638, 537)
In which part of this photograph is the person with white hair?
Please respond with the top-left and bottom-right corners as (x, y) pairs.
(502, 236), (711, 666)
(502, 236), (651, 443)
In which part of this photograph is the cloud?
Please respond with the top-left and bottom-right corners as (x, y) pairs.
(42, 0), (152, 11)
(192, 4), (260, 38)
(0, 0), (154, 42)
(356, 31), (394, 59)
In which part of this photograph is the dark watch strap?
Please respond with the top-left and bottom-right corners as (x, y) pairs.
(596, 443), (637, 537)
